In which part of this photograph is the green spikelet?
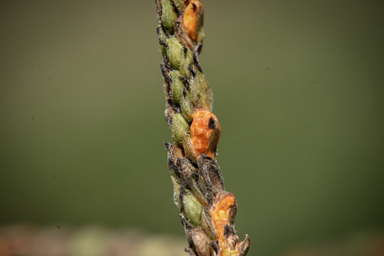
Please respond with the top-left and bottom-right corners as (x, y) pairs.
(171, 113), (189, 146)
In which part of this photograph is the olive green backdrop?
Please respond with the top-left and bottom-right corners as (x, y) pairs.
(1, 1), (383, 256)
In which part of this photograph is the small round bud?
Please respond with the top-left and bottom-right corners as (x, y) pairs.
(181, 190), (202, 227)
(166, 37), (184, 69)
(180, 91), (194, 123)
(161, 0), (177, 34)
(180, 49), (194, 78)
(169, 71), (183, 104)
(172, 113), (190, 146)
(190, 71), (212, 111)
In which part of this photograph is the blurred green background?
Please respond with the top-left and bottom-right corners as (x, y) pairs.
(1, 1), (384, 255)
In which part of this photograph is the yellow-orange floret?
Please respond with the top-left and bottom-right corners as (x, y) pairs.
(210, 192), (237, 254)
(190, 109), (221, 159)
(182, 0), (203, 41)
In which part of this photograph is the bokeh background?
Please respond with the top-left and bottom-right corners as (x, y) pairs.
(1, 1), (384, 255)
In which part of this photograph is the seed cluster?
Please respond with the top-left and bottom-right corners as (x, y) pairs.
(156, 1), (250, 255)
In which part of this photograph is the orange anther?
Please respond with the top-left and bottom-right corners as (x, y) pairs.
(190, 109), (221, 159)
(183, 0), (204, 41)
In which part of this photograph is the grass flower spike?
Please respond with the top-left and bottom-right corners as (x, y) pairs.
(156, 1), (250, 255)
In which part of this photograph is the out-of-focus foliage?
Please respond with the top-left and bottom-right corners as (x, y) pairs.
(0, 224), (186, 256)
(0, 225), (383, 256)
(0, 1), (383, 256)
